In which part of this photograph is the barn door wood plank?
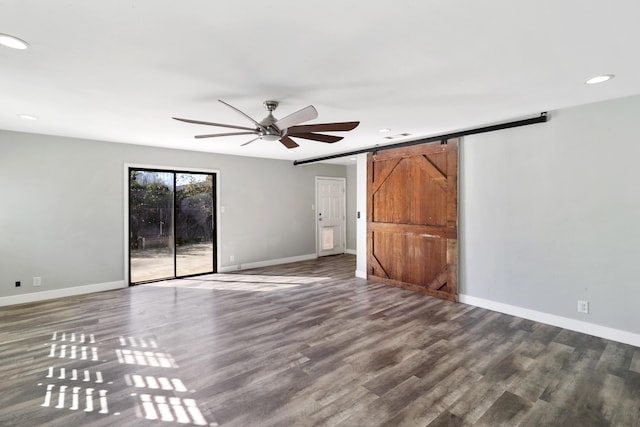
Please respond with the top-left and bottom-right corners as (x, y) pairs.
(426, 266), (449, 290)
(417, 155), (447, 191)
(367, 251), (390, 279)
(446, 142), (459, 228)
(369, 157), (402, 196)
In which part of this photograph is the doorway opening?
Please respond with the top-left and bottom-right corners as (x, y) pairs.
(128, 168), (217, 284)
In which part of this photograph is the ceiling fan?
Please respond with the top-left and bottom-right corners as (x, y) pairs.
(173, 100), (359, 149)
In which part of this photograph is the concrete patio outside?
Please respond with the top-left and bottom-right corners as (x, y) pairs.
(130, 242), (214, 283)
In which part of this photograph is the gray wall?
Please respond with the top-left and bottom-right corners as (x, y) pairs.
(0, 130), (346, 298)
(460, 95), (640, 335)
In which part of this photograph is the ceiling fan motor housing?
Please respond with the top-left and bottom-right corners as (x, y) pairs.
(259, 127), (281, 141)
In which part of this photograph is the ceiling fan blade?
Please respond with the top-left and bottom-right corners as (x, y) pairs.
(287, 132), (343, 143)
(218, 99), (265, 131)
(240, 137), (260, 147)
(279, 136), (299, 149)
(274, 105), (318, 130)
(173, 117), (256, 132)
(194, 131), (257, 139)
(288, 121), (359, 133)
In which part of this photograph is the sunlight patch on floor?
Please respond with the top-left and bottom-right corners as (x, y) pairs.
(146, 274), (330, 292)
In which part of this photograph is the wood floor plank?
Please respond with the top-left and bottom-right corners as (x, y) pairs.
(474, 391), (532, 426)
(1, 254), (639, 426)
(630, 350), (640, 374)
(380, 367), (482, 427)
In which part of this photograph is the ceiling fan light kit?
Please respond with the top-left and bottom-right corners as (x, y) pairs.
(173, 99), (359, 149)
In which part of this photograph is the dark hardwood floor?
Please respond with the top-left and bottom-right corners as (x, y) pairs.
(1, 254), (639, 426)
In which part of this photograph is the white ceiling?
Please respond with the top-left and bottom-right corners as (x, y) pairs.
(2, 1), (639, 164)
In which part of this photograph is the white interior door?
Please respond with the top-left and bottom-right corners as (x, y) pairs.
(316, 177), (346, 257)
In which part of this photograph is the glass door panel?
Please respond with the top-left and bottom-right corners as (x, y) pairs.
(175, 173), (215, 277)
(129, 170), (175, 283)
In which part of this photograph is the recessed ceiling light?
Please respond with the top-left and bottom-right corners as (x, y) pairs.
(0, 33), (29, 50)
(585, 74), (614, 85)
(349, 157), (356, 161)
(385, 133), (412, 140)
(379, 128), (390, 133)
(18, 114), (38, 120)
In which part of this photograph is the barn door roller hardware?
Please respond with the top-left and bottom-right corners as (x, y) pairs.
(293, 112), (549, 166)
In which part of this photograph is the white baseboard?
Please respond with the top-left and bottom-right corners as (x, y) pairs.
(0, 280), (125, 308)
(355, 270), (367, 279)
(218, 253), (317, 273)
(346, 249), (357, 255)
(459, 294), (640, 348)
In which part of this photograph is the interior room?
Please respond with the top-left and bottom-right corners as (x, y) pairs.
(1, 2), (639, 426)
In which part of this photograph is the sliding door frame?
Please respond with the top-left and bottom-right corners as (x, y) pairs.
(123, 163), (221, 285)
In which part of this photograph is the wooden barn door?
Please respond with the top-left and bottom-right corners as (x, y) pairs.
(367, 139), (458, 301)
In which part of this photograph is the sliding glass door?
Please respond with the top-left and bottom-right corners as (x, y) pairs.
(175, 173), (214, 277)
(129, 169), (216, 284)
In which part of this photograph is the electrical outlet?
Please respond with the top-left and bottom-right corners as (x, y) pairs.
(578, 300), (589, 314)
(15, 281), (21, 287)
(230, 255), (235, 262)
(33, 277), (42, 287)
